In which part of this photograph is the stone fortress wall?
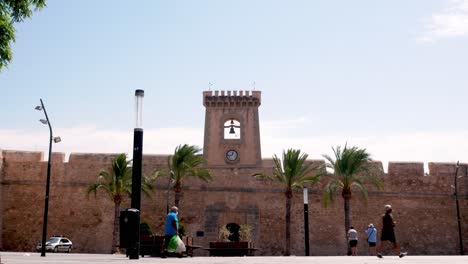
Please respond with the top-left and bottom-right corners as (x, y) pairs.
(0, 150), (467, 255)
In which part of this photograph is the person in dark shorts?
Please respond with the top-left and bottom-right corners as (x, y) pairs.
(347, 226), (358, 256)
(161, 206), (179, 258)
(376, 205), (406, 258)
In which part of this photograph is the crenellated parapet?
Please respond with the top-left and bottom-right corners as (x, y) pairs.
(0, 149), (466, 194)
(68, 153), (121, 164)
(388, 162), (425, 178)
(142, 154), (170, 165)
(1, 150), (44, 162)
(0, 150), (3, 177)
(203, 90), (261, 107)
(428, 162), (461, 176)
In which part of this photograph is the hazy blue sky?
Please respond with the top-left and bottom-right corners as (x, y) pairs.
(1, 0), (467, 170)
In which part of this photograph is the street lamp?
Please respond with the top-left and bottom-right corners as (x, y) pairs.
(453, 161), (464, 255)
(35, 99), (61, 257)
(129, 89), (144, 259)
(303, 187), (310, 256)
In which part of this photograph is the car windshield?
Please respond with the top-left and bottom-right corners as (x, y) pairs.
(48, 238), (60, 243)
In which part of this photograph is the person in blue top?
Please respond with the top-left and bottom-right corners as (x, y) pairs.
(161, 206), (179, 258)
(365, 223), (377, 255)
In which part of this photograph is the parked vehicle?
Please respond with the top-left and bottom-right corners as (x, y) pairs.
(36, 236), (73, 253)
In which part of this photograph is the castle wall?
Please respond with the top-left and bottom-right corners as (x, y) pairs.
(0, 150), (3, 249)
(1, 150), (467, 255)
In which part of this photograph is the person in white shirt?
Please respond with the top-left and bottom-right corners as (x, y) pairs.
(347, 226), (358, 256)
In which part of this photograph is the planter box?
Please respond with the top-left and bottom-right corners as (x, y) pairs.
(208, 241), (255, 256)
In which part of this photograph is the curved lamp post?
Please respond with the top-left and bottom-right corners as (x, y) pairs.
(35, 99), (61, 257)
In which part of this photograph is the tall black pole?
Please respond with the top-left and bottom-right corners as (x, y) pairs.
(303, 187), (310, 256)
(454, 161), (464, 255)
(131, 128), (143, 211)
(129, 89), (144, 259)
(39, 99), (53, 257)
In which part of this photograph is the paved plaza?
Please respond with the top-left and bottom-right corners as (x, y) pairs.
(1, 252), (468, 264)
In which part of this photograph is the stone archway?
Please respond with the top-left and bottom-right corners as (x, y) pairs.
(226, 223), (240, 242)
(204, 202), (259, 242)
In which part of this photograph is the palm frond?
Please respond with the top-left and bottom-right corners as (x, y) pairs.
(254, 149), (322, 192)
(322, 144), (384, 205)
(323, 182), (336, 207)
(191, 168), (213, 182)
(141, 175), (155, 198)
(87, 153), (135, 200)
(168, 144), (213, 185)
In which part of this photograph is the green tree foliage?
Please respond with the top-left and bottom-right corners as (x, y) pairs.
(87, 153), (154, 253)
(253, 149), (322, 256)
(322, 144), (383, 252)
(154, 144), (213, 209)
(0, 0), (46, 71)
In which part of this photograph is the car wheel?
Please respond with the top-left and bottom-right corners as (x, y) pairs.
(53, 247), (58, 253)
(67, 247), (72, 253)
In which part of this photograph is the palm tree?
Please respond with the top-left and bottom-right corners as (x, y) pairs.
(253, 149), (322, 256)
(322, 144), (383, 252)
(155, 144), (213, 209)
(87, 153), (154, 253)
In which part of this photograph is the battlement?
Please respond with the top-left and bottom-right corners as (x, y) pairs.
(1, 150), (465, 177)
(1, 150), (44, 162)
(1, 149), (466, 192)
(388, 162), (424, 177)
(0, 150), (170, 166)
(203, 90), (261, 107)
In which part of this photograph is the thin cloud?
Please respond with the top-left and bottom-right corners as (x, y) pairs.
(262, 117), (309, 129)
(260, 131), (468, 173)
(0, 126), (204, 161)
(418, 0), (468, 42)
(1, 126), (466, 173)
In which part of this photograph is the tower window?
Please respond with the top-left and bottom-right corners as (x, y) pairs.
(224, 119), (241, 139)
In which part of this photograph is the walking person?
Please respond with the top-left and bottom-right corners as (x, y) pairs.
(347, 226), (358, 256)
(161, 206), (179, 258)
(376, 205), (406, 258)
(365, 223), (377, 255)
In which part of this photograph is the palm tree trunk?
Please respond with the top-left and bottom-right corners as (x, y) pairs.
(285, 190), (292, 256)
(112, 201), (121, 254)
(174, 182), (181, 208)
(344, 197), (351, 232)
(344, 196), (351, 254)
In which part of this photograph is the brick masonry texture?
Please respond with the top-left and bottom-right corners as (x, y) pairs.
(0, 150), (467, 255)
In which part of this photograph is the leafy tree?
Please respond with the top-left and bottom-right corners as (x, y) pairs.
(154, 144), (212, 209)
(322, 144), (383, 252)
(253, 149), (322, 256)
(87, 153), (154, 253)
(0, 0), (46, 70)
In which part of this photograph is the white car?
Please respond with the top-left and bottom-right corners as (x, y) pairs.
(36, 236), (73, 253)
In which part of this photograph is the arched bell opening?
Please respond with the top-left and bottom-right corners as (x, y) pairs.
(223, 118), (241, 139)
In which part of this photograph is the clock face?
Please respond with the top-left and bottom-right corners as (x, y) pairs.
(226, 150), (239, 161)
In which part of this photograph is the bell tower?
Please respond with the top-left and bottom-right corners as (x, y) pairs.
(202, 90), (262, 167)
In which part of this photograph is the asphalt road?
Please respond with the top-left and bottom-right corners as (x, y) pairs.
(1, 252), (467, 264)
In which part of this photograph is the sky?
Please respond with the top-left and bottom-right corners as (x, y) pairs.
(1, 0), (468, 172)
